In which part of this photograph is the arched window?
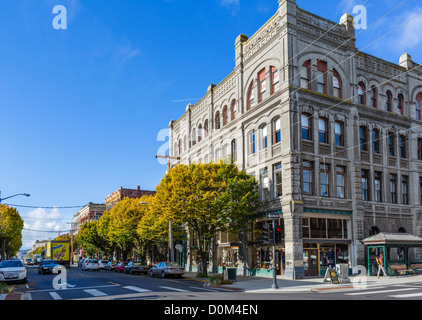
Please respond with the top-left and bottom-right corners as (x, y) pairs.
(215, 112), (220, 130)
(370, 86), (377, 108)
(398, 227), (407, 233)
(358, 82), (366, 105)
(183, 135), (187, 151)
(317, 60), (327, 94)
(231, 99), (236, 120)
(260, 124), (268, 150)
(178, 139), (182, 156)
(372, 129), (380, 153)
(247, 81), (254, 110)
(223, 106), (228, 126)
(273, 117), (281, 144)
(388, 132), (396, 157)
(204, 120), (209, 138)
(359, 126), (368, 151)
(231, 139), (237, 162)
(270, 66), (279, 94)
(335, 121), (344, 147)
(258, 68), (266, 103)
(370, 226), (381, 236)
(300, 60), (311, 90)
(399, 135), (407, 158)
(386, 90), (393, 112)
(397, 94), (404, 115)
(416, 93), (422, 120)
(191, 128), (196, 146)
(248, 130), (256, 155)
(301, 113), (312, 141)
(198, 124), (202, 143)
(333, 69), (342, 98)
(318, 117), (328, 144)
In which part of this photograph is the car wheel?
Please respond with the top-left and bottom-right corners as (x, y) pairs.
(149, 270), (154, 277)
(161, 271), (166, 279)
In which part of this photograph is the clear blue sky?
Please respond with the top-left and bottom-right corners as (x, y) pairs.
(0, 0), (420, 250)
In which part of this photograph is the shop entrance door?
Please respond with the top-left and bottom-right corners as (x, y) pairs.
(304, 249), (319, 277)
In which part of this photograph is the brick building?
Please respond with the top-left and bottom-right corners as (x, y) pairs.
(105, 186), (156, 211)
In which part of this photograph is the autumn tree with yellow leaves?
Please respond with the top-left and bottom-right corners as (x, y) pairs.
(0, 204), (24, 260)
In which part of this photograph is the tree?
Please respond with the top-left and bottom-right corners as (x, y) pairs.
(0, 205), (24, 259)
(154, 162), (260, 277)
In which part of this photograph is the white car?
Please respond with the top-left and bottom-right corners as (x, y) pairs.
(98, 260), (109, 270)
(0, 260), (27, 284)
(82, 259), (100, 271)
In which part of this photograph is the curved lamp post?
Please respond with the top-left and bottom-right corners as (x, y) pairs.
(0, 192), (30, 203)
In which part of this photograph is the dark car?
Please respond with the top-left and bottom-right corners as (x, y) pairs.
(38, 260), (64, 274)
(114, 262), (128, 273)
(124, 261), (151, 275)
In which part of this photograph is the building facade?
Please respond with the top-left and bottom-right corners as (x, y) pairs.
(72, 202), (107, 234)
(168, 0), (422, 279)
(105, 186), (156, 211)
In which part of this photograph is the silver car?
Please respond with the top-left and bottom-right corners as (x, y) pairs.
(82, 259), (99, 271)
(98, 260), (109, 270)
(0, 260), (27, 284)
(149, 262), (185, 278)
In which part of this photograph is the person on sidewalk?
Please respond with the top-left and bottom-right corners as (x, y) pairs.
(376, 253), (387, 279)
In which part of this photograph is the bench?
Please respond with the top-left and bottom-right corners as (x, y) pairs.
(411, 264), (422, 274)
(389, 264), (416, 277)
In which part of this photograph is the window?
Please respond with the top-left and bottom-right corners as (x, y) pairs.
(178, 139), (182, 156)
(301, 113), (312, 141)
(361, 170), (369, 201)
(215, 112), (220, 130)
(317, 60), (327, 94)
(260, 168), (269, 201)
(198, 124), (202, 143)
(260, 124), (268, 150)
(231, 99), (236, 121)
(270, 66), (279, 94)
(397, 94), (404, 115)
(358, 82), (366, 105)
(258, 68), (266, 103)
(231, 139), (237, 162)
(303, 161), (313, 195)
(183, 135), (187, 152)
(223, 106), (228, 126)
(399, 135), (407, 159)
(191, 128), (196, 146)
(204, 120), (209, 138)
(372, 129), (380, 153)
(417, 93), (422, 120)
(300, 60), (311, 90)
(374, 172), (382, 202)
(370, 86), (377, 108)
(247, 81), (254, 110)
(215, 149), (220, 162)
(336, 166), (346, 199)
(318, 118), (328, 144)
(333, 69), (342, 98)
(390, 174), (397, 204)
(335, 121), (344, 147)
(402, 176), (408, 205)
(174, 142), (178, 157)
(359, 126), (368, 151)
(274, 163), (282, 198)
(420, 177), (422, 205)
(386, 90), (393, 112)
(248, 130), (256, 155)
(388, 133), (395, 157)
(320, 164), (330, 197)
(273, 117), (281, 144)
(418, 138), (422, 160)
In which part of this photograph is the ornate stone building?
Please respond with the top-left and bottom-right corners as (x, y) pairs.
(105, 186), (156, 211)
(168, 0), (422, 279)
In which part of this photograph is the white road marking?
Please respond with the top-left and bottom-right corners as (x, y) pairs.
(84, 289), (108, 297)
(159, 286), (190, 292)
(123, 286), (151, 293)
(49, 292), (62, 300)
(0, 294), (6, 300)
(390, 292), (422, 298)
(345, 288), (415, 296)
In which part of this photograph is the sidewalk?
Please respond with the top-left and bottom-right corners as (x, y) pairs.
(182, 271), (422, 293)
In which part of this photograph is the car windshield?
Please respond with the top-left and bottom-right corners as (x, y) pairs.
(26, 259), (32, 262)
(0, 260), (23, 268)
(43, 260), (58, 265)
(167, 262), (181, 267)
(133, 262), (144, 265)
(89, 260), (98, 263)
(100, 261), (108, 263)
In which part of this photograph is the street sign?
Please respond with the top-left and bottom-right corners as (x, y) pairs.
(266, 212), (280, 219)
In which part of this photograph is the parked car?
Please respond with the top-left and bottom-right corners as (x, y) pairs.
(105, 261), (117, 271)
(124, 261), (151, 275)
(82, 259), (100, 271)
(0, 260), (27, 284)
(149, 262), (185, 278)
(98, 260), (109, 270)
(38, 260), (64, 274)
(78, 258), (87, 268)
(114, 262), (128, 273)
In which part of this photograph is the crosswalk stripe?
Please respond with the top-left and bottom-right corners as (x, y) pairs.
(159, 286), (190, 292)
(189, 286), (219, 292)
(123, 286), (151, 293)
(49, 292), (62, 300)
(390, 292), (422, 298)
(345, 288), (415, 296)
(84, 289), (108, 297)
(0, 294), (6, 300)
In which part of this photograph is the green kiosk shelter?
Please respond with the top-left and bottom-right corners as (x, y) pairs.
(362, 233), (422, 276)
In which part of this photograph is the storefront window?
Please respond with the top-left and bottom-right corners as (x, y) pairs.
(320, 246), (335, 268)
(327, 219), (343, 238)
(310, 218), (326, 238)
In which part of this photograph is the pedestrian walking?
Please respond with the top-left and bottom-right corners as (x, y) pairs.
(376, 253), (387, 279)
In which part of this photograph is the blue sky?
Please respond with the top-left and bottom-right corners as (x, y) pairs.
(0, 0), (420, 250)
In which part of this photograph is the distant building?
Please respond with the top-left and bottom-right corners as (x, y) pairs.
(105, 186), (156, 211)
(72, 202), (106, 234)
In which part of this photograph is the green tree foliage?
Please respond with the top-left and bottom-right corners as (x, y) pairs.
(0, 205), (24, 259)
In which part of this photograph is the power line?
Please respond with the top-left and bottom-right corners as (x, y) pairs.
(22, 227), (71, 233)
(3, 203), (86, 209)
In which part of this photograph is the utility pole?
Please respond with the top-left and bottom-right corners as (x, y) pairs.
(67, 222), (74, 265)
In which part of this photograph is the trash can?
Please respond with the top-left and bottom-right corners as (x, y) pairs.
(226, 268), (237, 282)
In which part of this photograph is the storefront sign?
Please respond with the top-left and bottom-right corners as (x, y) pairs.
(323, 268), (340, 284)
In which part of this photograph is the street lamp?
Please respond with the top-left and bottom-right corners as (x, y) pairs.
(0, 192), (30, 202)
